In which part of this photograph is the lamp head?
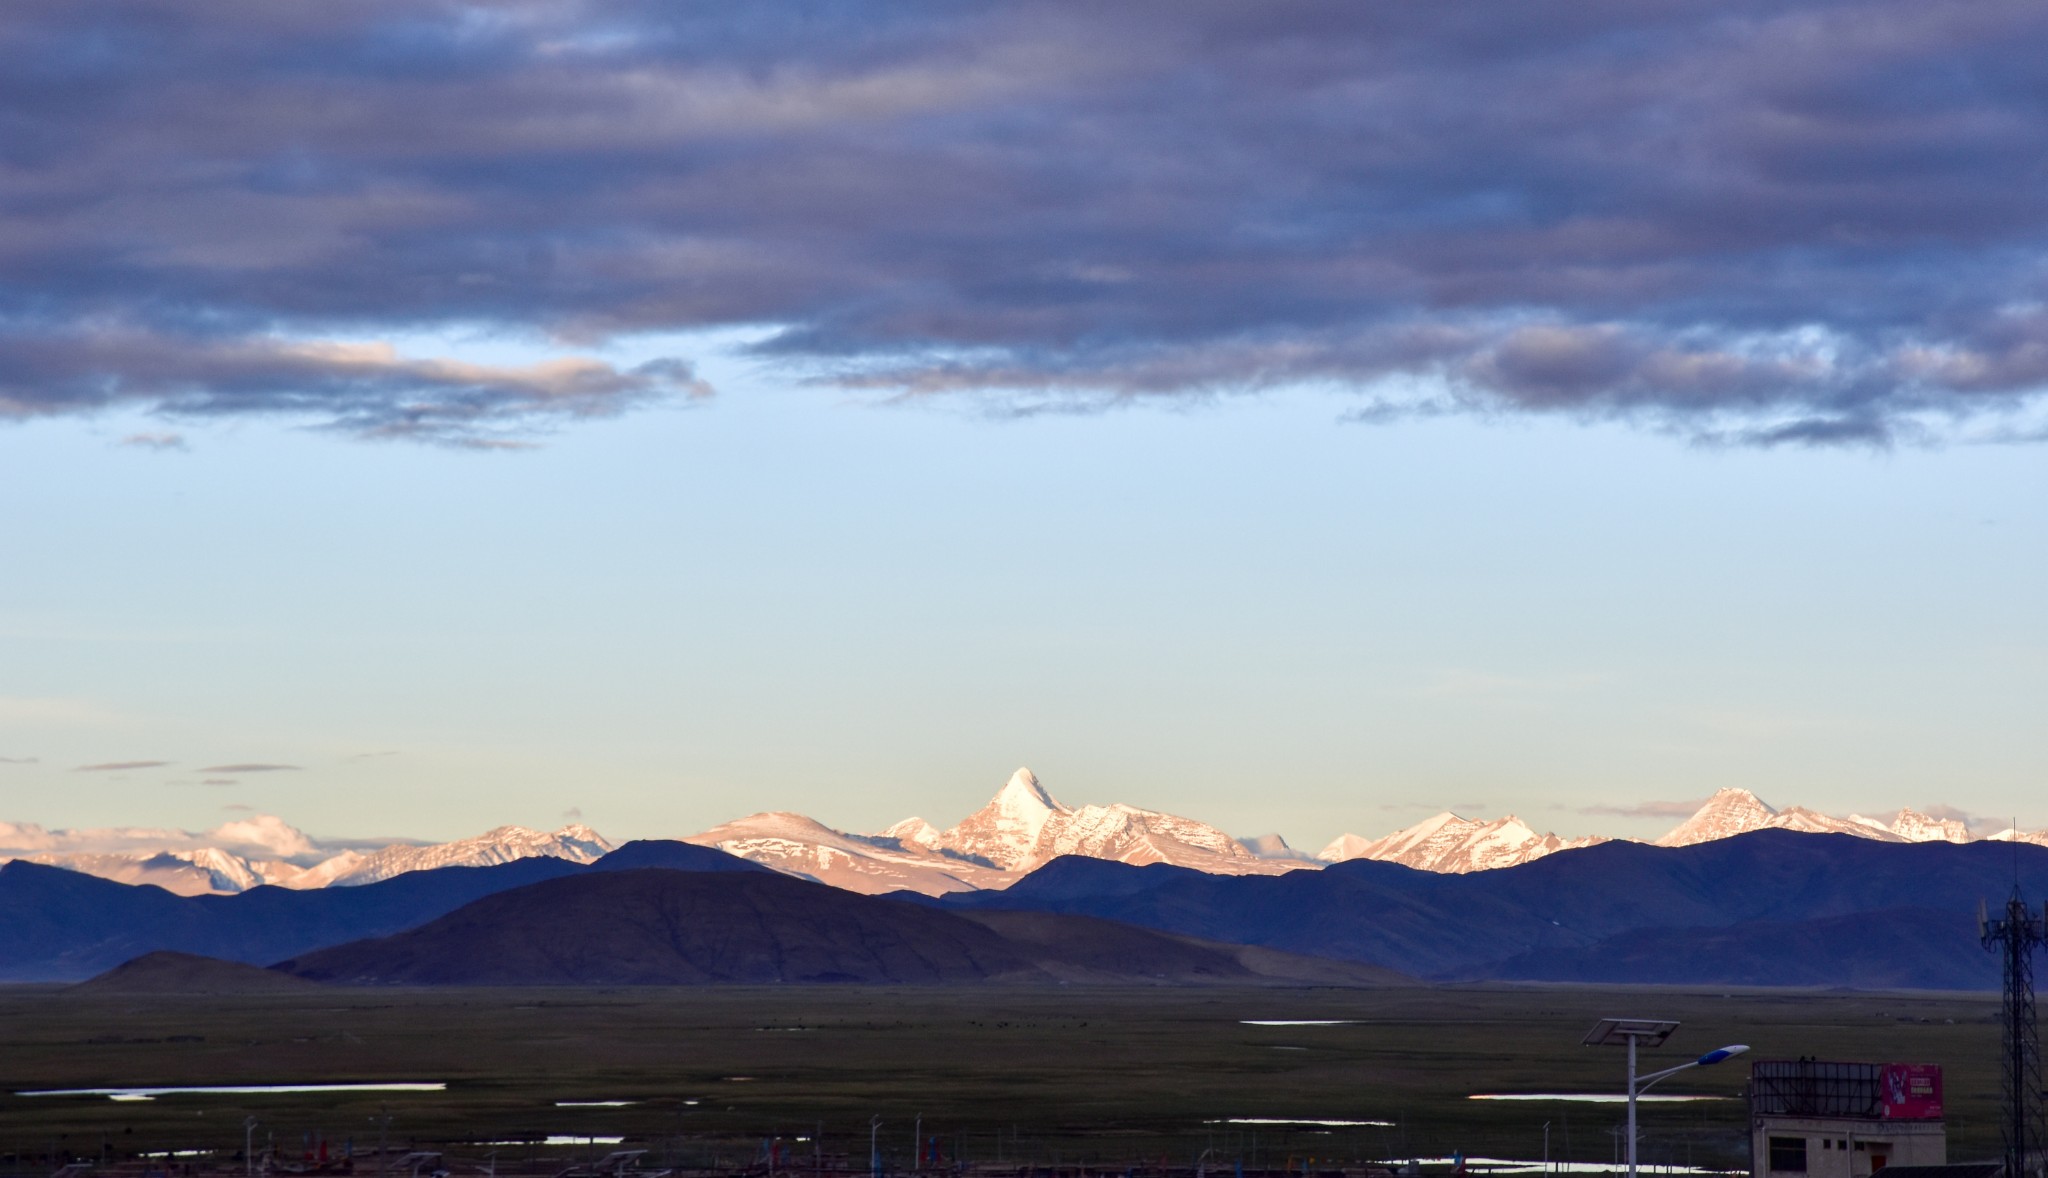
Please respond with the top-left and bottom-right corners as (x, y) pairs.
(1696, 1045), (1750, 1066)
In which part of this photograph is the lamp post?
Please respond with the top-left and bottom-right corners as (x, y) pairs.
(1584, 1019), (1748, 1178)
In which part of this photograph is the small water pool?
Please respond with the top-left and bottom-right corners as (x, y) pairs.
(1203, 1118), (1394, 1128)
(1468, 1094), (1727, 1104)
(20, 1083), (446, 1102)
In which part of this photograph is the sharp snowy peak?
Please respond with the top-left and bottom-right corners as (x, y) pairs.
(1317, 812), (1600, 873)
(939, 768), (1065, 871)
(686, 767), (1305, 896)
(1655, 787), (1780, 846)
(935, 768), (1294, 876)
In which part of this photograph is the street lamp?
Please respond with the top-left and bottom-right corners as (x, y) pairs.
(1584, 1019), (1748, 1178)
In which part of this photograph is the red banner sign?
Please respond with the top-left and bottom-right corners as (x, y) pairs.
(1879, 1064), (1943, 1119)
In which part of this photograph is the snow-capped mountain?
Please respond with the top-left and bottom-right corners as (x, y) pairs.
(1653, 787), (1779, 846)
(1653, 788), (1981, 848)
(8, 775), (2045, 898)
(3, 818), (613, 896)
(685, 811), (1012, 896)
(939, 768), (1291, 875)
(1310, 791), (2023, 874)
(939, 769), (1067, 870)
(687, 768), (1306, 896)
(1237, 832), (1320, 863)
(1316, 812), (1603, 873)
(1866, 808), (1973, 844)
(324, 824), (612, 885)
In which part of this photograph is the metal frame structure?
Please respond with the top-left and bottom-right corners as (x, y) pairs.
(1980, 889), (2047, 1178)
(1585, 1019), (1747, 1178)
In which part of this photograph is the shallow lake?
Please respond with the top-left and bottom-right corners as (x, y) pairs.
(1409, 1157), (1731, 1175)
(1468, 1094), (1727, 1103)
(1203, 1118), (1394, 1128)
(19, 1083), (446, 1102)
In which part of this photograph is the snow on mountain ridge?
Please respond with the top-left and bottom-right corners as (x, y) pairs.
(1317, 811), (1602, 873)
(939, 767), (1066, 870)
(1654, 787), (1779, 847)
(686, 810), (1012, 895)
(326, 823), (613, 885)
(1870, 808), (1973, 844)
(7, 818), (614, 895)
(7, 776), (2043, 899)
(878, 816), (944, 851)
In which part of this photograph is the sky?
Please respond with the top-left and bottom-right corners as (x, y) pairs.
(2, 1), (2044, 850)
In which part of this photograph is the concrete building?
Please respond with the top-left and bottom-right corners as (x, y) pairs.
(1752, 1060), (1948, 1178)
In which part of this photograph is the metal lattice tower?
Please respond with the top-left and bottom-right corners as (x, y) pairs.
(1981, 888), (2046, 1178)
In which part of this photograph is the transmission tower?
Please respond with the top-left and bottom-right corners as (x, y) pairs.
(1981, 887), (2047, 1178)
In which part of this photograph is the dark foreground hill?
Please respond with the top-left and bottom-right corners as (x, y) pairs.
(0, 840), (764, 982)
(931, 831), (2048, 989)
(70, 950), (323, 995)
(275, 868), (1410, 987)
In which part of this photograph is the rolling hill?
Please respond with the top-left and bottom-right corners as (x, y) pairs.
(274, 868), (1408, 987)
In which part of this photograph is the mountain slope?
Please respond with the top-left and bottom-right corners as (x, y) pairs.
(0, 840), (757, 981)
(275, 868), (1408, 987)
(935, 831), (2048, 989)
(1485, 907), (1990, 990)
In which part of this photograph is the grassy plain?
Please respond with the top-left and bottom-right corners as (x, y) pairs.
(0, 984), (2006, 1175)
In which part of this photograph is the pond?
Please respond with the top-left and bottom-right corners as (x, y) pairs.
(1467, 1094), (1727, 1103)
(19, 1083), (446, 1102)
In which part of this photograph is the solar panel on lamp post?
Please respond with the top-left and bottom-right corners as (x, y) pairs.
(1584, 1019), (1749, 1178)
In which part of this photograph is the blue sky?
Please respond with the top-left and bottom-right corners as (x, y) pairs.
(2, 2), (2045, 848)
(3, 332), (2041, 847)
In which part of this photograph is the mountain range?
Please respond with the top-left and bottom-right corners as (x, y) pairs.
(7, 772), (2046, 899)
(927, 830), (2048, 990)
(15, 828), (2046, 990)
(0, 839), (759, 981)
(0, 814), (613, 896)
(685, 768), (1300, 895)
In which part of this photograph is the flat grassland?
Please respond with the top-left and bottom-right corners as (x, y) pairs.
(0, 984), (2005, 1174)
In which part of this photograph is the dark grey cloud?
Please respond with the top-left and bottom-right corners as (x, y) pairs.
(1579, 798), (1707, 820)
(4, 0), (2047, 444)
(197, 763), (301, 773)
(74, 760), (171, 772)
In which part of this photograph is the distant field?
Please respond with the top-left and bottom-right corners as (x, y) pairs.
(0, 984), (2006, 1176)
